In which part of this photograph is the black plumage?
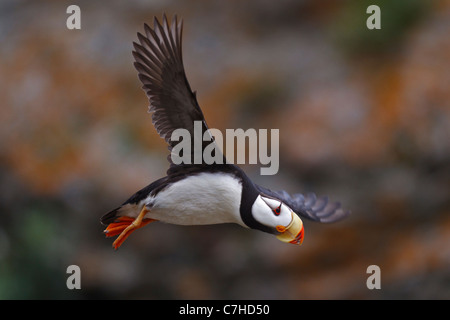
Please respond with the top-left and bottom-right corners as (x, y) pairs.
(132, 15), (214, 168)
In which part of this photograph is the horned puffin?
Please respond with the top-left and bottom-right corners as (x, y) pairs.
(101, 14), (350, 250)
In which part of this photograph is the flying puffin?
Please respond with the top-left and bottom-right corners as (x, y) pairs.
(101, 14), (350, 250)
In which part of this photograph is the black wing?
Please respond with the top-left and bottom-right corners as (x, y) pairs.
(256, 185), (350, 223)
(132, 14), (217, 168)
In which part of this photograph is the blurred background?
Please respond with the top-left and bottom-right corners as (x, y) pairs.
(0, 0), (449, 299)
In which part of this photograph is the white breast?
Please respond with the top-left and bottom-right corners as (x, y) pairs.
(144, 172), (245, 227)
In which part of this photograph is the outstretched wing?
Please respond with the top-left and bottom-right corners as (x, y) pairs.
(256, 185), (350, 223)
(132, 14), (217, 168)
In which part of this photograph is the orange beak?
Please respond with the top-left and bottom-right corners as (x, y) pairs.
(275, 213), (304, 245)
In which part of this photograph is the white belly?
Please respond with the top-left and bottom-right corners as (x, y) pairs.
(144, 172), (245, 227)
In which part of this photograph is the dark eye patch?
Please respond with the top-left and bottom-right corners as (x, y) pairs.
(273, 203), (282, 216)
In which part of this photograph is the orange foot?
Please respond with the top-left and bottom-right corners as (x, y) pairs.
(104, 208), (156, 250)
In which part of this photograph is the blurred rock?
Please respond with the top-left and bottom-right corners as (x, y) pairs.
(0, 0), (448, 299)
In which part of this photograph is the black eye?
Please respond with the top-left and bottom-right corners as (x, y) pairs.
(273, 204), (281, 216)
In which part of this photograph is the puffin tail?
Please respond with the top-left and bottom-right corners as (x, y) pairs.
(100, 207), (121, 226)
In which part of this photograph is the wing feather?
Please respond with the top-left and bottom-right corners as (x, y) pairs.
(133, 14), (215, 168)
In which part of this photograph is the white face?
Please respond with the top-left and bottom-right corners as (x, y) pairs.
(251, 195), (293, 231)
